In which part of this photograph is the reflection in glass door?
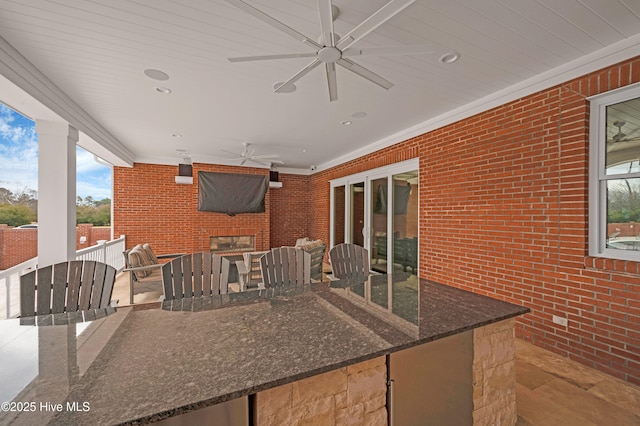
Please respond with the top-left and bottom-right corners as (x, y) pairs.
(368, 171), (418, 275)
(350, 182), (365, 246)
(391, 171), (418, 276)
(371, 177), (388, 273)
(333, 185), (345, 245)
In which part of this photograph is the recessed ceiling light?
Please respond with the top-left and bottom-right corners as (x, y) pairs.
(144, 69), (170, 81)
(439, 52), (460, 64)
(155, 86), (172, 94)
(351, 112), (367, 119)
(341, 120), (352, 126)
(172, 133), (183, 138)
(273, 82), (296, 93)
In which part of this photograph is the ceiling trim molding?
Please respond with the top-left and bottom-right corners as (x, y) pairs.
(136, 154), (312, 176)
(0, 35), (134, 167)
(316, 33), (640, 174)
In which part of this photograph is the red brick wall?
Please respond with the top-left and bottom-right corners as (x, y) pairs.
(0, 227), (37, 269)
(309, 56), (640, 385)
(113, 162), (271, 254)
(76, 224), (111, 249)
(0, 224), (112, 269)
(269, 173), (310, 248)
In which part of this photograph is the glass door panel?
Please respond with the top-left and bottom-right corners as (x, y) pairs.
(371, 177), (389, 273)
(350, 182), (365, 246)
(392, 171), (418, 276)
(333, 185), (346, 245)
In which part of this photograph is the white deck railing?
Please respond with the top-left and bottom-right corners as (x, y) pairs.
(0, 257), (39, 320)
(75, 235), (126, 272)
(0, 235), (126, 319)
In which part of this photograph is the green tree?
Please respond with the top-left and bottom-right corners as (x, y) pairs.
(0, 186), (38, 226)
(0, 204), (36, 226)
(76, 197), (110, 225)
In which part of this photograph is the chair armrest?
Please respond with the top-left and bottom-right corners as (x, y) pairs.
(156, 253), (185, 260)
(123, 264), (163, 273)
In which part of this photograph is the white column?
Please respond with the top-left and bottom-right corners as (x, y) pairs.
(35, 120), (77, 266)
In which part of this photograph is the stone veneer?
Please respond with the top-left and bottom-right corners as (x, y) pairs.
(256, 318), (516, 425)
(256, 357), (388, 425)
(473, 318), (517, 425)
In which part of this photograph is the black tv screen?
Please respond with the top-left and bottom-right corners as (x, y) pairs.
(198, 172), (268, 215)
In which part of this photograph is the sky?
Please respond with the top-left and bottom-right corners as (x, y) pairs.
(0, 103), (112, 200)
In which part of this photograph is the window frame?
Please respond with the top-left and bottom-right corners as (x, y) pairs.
(588, 82), (640, 261)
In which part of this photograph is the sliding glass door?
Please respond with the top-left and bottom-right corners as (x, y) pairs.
(330, 159), (419, 276)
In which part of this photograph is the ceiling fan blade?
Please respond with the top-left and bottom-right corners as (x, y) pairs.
(240, 159), (247, 165)
(318, 0), (336, 47)
(274, 58), (322, 93)
(622, 126), (640, 140)
(248, 158), (269, 166)
(337, 0), (416, 51)
(228, 52), (318, 62)
(337, 58), (393, 90)
(251, 154), (281, 159)
(325, 62), (338, 102)
(224, 0), (321, 50)
(342, 44), (440, 57)
(249, 158), (284, 166)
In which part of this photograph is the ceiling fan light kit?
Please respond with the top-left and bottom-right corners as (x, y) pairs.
(225, 0), (459, 102)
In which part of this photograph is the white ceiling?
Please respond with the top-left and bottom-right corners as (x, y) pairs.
(0, 0), (639, 173)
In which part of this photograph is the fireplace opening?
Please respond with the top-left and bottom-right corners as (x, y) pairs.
(210, 235), (255, 254)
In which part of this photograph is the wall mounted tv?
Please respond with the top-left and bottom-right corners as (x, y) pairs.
(198, 172), (268, 216)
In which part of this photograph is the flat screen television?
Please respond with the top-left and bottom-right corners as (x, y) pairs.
(198, 171), (268, 216)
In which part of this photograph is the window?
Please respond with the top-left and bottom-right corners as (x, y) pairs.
(589, 83), (640, 261)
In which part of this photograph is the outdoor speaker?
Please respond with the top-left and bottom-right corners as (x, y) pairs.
(178, 164), (192, 177)
(269, 171), (279, 182)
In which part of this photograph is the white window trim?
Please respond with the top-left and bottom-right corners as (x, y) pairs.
(588, 82), (640, 261)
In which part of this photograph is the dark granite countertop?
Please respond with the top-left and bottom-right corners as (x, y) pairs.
(0, 274), (528, 425)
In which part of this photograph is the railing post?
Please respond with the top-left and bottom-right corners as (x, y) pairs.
(97, 240), (107, 263)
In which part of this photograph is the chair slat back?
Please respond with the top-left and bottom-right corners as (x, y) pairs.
(161, 253), (230, 301)
(260, 247), (311, 289)
(244, 251), (267, 287)
(20, 260), (116, 317)
(329, 243), (370, 280)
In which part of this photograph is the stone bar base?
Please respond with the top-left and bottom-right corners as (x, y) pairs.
(472, 318), (517, 425)
(256, 318), (516, 425)
(256, 357), (387, 426)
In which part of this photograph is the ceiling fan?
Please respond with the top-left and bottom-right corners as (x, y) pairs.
(225, 0), (459, 101)
(609, 121), (640, 144)
(222, 142), (285, 166)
